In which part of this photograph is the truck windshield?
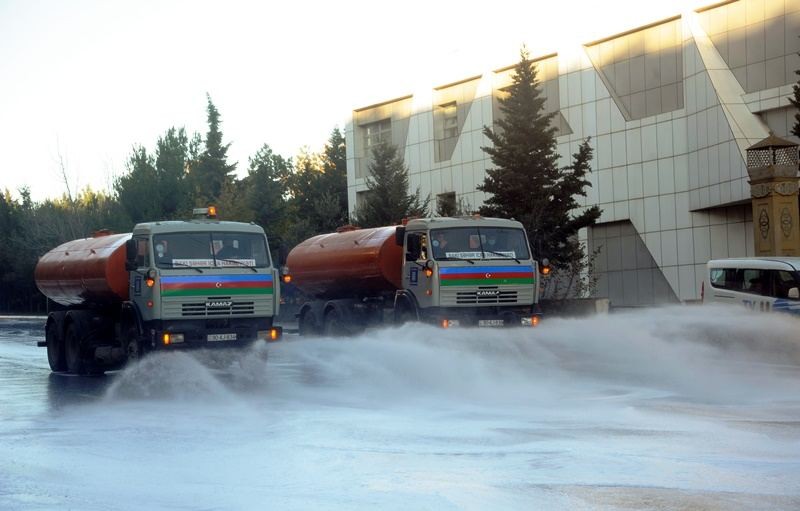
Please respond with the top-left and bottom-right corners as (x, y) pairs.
(152, 232), (271, 269)
(429, 227), (530, 261)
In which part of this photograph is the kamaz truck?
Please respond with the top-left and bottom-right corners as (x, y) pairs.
(35, 207), (282, 374)
(284, 215), (541, 335)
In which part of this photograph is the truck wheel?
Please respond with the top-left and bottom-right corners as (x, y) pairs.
(124, 326), (142, 363)
(323, 308), (346, 337)
(65, 323), (88, 375)
(394, 300), (417, 326)
(298, 309), (320, 337)
(46, 320), (67, 372)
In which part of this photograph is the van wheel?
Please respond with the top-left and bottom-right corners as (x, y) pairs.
(46, 320), (67, 372)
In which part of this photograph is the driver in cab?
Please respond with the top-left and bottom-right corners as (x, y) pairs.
(431, 232), (449, 259)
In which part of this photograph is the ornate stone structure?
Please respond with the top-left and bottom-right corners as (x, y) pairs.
(746, 134), (800, 256)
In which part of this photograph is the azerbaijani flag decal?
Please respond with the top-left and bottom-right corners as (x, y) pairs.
(161, 274), (273, 297)
(439, 266), (535, 286)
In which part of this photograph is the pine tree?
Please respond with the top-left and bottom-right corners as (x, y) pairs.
(189, 94), (237, 206)
(154, 127), (190, 217)
(478, 48), (600, 270)
(353, 141), (428, 227)
(244, 144), (292, 253)
(319, 127), (348, 229)
(791, 62), (800, 137)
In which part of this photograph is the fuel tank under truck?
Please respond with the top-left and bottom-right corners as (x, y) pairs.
(286, 226), (403, 300)
(35, 232), (131, 307)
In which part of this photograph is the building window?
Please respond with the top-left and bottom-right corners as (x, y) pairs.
(436, 192), (457, 216)
(363, 119), (392, 153)
(436, 102), (458, 140)
(356, 190), (373, 212)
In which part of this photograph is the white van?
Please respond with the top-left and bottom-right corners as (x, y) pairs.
(703, 258), (800, 315)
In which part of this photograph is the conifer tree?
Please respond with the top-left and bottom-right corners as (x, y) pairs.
(790, 62), (800, 137)
(353, 141), (428, 227)
(479, 48), (600, 270)
(189, 94), (236, 205)
(319, 127), (348, 229)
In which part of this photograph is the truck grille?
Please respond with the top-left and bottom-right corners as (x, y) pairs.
(181, 299), (255, 317)
(455, 290), (518, 304)
(162, 296), (271, 318)
(439, 286), (534, 307)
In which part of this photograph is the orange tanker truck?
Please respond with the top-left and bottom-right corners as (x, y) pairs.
(284, 215), (543, 336)
(35, 208), (282, 374)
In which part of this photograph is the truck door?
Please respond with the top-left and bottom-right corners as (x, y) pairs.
(402, 232), (433, 308)
(130, 236), (154, 316)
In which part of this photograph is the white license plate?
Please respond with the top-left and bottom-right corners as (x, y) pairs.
(478, 319), (504, 327)
(207, 333), (237, 342)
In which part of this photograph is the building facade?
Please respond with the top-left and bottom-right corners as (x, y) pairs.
(345, 0), (800, 305)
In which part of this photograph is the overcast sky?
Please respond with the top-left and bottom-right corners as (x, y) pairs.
(0, 0), (704, 201)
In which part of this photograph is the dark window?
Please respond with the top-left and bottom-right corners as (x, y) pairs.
(771, 270), (800, 299)
(429, 227), (530, 261)
(134, 237), (149, 268)
(153, 232), (270, 269)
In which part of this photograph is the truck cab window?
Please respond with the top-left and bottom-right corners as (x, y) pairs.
(134, 238), (149, 268)
(405, 233), (422, 261)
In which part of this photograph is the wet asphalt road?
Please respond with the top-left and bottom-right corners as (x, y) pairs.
(1, 310), (800, 510)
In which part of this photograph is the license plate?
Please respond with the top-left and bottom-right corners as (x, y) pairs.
(207, 333), (237, 342)
(478, 319), (504, 327)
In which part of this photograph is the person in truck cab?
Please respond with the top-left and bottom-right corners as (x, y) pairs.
(432, 232), (449, 258)
(216, 238), (239, 260)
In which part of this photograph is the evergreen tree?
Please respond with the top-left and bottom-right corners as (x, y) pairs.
(243, 144), (292, 256)
(115, 145), (160, 223)
(189, 94), (237, 205)
(319, 127), (348, 228)
(478, 48), (600, 269)
(790, 60), (800, 137)
(353, 141), (428, 227)
(115, 126), (193, 222)
(154, 127), (190, 217)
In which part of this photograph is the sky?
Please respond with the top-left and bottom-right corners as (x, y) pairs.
(0, 0), (706, 202)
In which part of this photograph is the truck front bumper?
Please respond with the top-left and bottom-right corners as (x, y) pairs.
(420, 306), (541, 328)
(143, 317), (281, 350)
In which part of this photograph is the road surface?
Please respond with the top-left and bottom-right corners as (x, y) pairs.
(1, 306), (799, 510)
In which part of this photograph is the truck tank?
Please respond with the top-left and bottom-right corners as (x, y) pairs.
(286, 226), (403, 299)
(35, 232), (131, 307)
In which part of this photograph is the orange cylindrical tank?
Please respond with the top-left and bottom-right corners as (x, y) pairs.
(34, 232), (131, 306)
(286, 226), (403, 299)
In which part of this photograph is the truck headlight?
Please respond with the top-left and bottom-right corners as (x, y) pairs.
(441, 319), (460, 329)
(162, 333), (184, 345)
(521, 316), (540, 327)
(258, 328), (282, 341)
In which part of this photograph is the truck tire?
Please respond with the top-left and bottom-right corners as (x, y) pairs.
(123, 325), (143, 363)
(65, 323), (88, 375)
(394, 298), (418, 326)
(323, 308), (347, 337)
(46, 319), (67, 372)
(298, 309), (321, 337)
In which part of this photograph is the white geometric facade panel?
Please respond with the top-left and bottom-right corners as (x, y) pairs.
(345, 0), (799, 305)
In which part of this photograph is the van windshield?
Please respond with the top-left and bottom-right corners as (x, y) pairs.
(152, 232), (270, 269)
(429, 227), (530, 261)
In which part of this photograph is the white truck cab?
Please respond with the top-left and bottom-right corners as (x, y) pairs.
(703, 257), (800, 315)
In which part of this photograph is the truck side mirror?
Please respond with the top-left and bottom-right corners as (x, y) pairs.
(395, 226), (405, 246)
(125, 239), (137, 271)
(406, 233), (421, 261)
(789, 287), (799, 300)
